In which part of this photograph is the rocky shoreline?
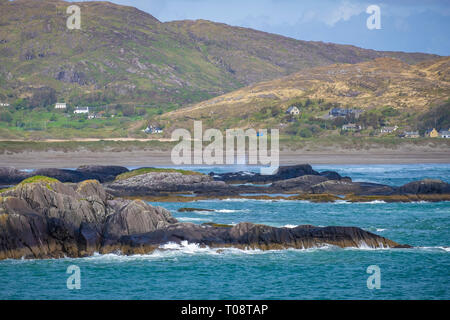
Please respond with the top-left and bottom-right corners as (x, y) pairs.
(1, 164), (448, 259)
(1, 164), (450, 200)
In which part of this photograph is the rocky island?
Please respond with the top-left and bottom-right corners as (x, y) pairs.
(1, 163), (448, 259)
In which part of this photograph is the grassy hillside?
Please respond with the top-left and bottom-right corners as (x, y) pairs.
(0, 0), (438, 110)
(0, 0), (240, 109)
(160, 57), (450, 138)
(166, 19), (438, 86)
(0, 0), (444, 140)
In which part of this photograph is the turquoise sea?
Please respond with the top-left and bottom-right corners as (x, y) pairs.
(1, 164), (449, 300)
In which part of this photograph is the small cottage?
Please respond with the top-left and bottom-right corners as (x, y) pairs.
(342, 123), (361, 131)
(74, 107), (89, 114)
(439, 130), (450, 138)
(286, 106), (300, 115)
(380, 126), (398, 134)
(401, 131), (420, 138)
(55, 102), (67, 109)
(425, 128), (439, 138)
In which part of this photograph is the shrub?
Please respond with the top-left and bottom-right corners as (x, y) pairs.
(298, 127), (313, 138)
(0, 111), (13, 123)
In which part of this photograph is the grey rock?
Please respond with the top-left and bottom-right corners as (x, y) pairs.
(107, 171), (229, 196)
(397, 179), (450, 195)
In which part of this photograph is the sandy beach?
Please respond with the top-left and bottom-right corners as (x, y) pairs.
(0, 149), (449, 169)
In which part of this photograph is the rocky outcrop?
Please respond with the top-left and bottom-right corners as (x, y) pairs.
(2, 165), (449, 201)
(212, 164), (327, 183)
(117, 222), (407, 254)
(272, 175), (329, 192)
(0, 179), (175, 259)
(0, 178), (408, 259)
(308, 179), (449, 197)
(0, 165), (129, 185)
(75, 165), (129, 183)
(106, 171), (230, 196)
(0, 167), (29, 185)
(310, 180), (396, 196)
(397, 179), (450, 195)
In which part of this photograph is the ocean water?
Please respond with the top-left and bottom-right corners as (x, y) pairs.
(0, 164), (449, 300)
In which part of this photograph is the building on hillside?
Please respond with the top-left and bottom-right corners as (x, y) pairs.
(286, 106), (300, 115)
(439, 130), (450, 138)
(425, 128), (439, 138)
(55, 102), (67, 109)
(380, 125), (398, 134)
(74, 107), (89, 114)
(401, 131), (420, 138)
(329, 108), (363, 118)
(342, 123), (361, 131)
(96, 111), (106, 118)
(144, 125), (163, 134)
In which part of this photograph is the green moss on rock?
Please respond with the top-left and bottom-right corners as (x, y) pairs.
(115, 168), (203, 181)
(18, 176), (60, 191)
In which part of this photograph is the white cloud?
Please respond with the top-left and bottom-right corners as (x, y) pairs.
(324, 1), (367, 26)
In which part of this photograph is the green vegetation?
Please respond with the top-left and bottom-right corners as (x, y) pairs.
(115, 168), (203, 181)
(15, 176), (60, 191)
(0, 187), (14, 194)
(417, 101), (450, 132)
(163, 57), (449, 140)
(19, 176), (59, 185)
(0, 105), (154, 139)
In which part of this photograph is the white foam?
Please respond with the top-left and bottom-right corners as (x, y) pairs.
(334, 200), (350, 204)
(416, 246), (450, 252)
(177, 217), (209, 222)
(334, 200), (387, 204)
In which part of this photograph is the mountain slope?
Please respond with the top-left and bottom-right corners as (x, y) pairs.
(166, 19), (437, 86)
(161, 57), (450, 132)
(0, 0), (240, 107)
(0, 0), (439, 109)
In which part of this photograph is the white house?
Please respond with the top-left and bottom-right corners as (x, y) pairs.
(286, 106), (300, 115)
(380, 125), (398, 134)
(55, 102), (67, 109)
(0, 102), (10, 107)
(342, 123), (361, 131)
(401, 131), (420, 138)
(74, 107), (89, 114)
(439, 130), (450, 138)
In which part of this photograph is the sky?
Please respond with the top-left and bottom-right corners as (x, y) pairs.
(71, 0), (450, 55)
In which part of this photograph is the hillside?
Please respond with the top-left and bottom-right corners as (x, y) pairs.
(0, 0), (439, 111)
(160, 57), (450, 136)
(165, 19), (437, 86)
